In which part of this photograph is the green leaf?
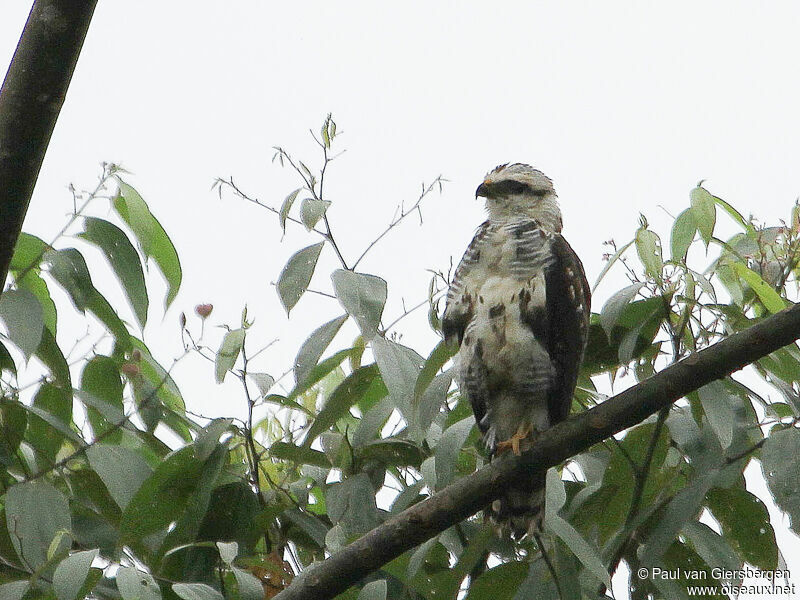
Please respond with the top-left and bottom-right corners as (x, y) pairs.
(465, 562), (528, 600)
(114, 180), (182, 307)
(300, 198), (332, 231)
(352, 395), (394, 447)
(89, 290), (133, 350)
(639, 469), (718, 566)
(33, 329), (69, 387)
(86, 444), (153, 510)
(80, 217), (149, 328)
(713, 193), (753, 233)
(294, 314), (348, 387)
(670, 208), (697, 261)
(232, 566), (263, 600)
(279, 188), (302, 231)
(45, 248), (131, 349)
(270, 441), (330, 467)
(130, 337), (191, 441)
(357, 580), (387, 600)
(0, 398), (26, 465)
(26, 383), (74, 461)
(9, 232), (49, 273)
(371, 336), (424, 425)
(331, 270), (387, 341)
(17, 270), (57, 335)
(119, 446), (211, 546)
(732, 262), (786, 313)
(697, 380), (735, 449)
(277, 242), (324, 314)
(355, 439), (425, 468)
(81, 356), (125, 442)
(214, 328), (245, 383)
(326, 473), (380, 535)
(544, 470), (610, 587)
(599, 283), (644, 336)
(158, 453), (229, 579)
(544, 467), (567, 517)
(414, 341), (455, 401)
(0, 341), (16, 378)
(115, 181), (154, 254)
(216, 541), (238, 565)
(513, 553), (572, 600)
(690, 185), (717, 246)
(0, 581), (29, 600)
(434, 417), (474, 489)
(248, 372), (275, 397)
(304, 364), (381, 447)
(0, 288), (43, 361)
(171, 583), (224, 600)
(53, 549), (99, 600)
(116, 566), (161, 600)
(197, 482), (261, 556)
(195, 418), (233, 461)
(287, 348), (355, 404)
(635, 226), (663, 281)
(418, 372), (451, 433)
(651, 541), (720, 600)
(681, 521), (740, 572)
(584, 295), (668, 374)
(761, 427), (800, 534)
(5, 481), (71, 570)
(705, 487), (777, 570)
(283, 508), (329, 548)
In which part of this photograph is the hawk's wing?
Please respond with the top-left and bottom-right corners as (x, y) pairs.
(540, 233), (591, 423)
(442, 221), (492, 435)
(442, 220), (491, 346)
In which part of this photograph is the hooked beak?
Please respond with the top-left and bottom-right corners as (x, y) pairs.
(475, 182), (490, 198)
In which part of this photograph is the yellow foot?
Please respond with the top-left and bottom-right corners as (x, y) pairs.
(496, 424), (532, 456)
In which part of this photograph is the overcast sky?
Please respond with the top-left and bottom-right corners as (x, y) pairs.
(3, 2), (800, 596)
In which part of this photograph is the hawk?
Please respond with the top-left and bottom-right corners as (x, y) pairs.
(442, 163), (590, 538)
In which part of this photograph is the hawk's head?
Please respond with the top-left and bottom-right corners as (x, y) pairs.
(476, 163), (562, 232)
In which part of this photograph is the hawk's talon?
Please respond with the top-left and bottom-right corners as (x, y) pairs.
(496, 424), (532, 456)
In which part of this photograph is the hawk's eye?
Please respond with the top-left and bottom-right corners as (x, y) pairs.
(507, 181), (527, 194)
(495, 180), (528, 195)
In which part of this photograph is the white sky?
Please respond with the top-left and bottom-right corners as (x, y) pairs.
(3, 2), (800, 597)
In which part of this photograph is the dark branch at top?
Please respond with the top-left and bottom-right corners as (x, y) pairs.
(0, 0), (98, 290)
(274, 302), (800, 600)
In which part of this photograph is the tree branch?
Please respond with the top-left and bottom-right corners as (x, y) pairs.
(274, 302), (800, 600)
(0, 0), (98, 290)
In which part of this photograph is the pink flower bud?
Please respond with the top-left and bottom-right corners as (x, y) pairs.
(121, 363), (140, 377)
(195, 304), (213, 319)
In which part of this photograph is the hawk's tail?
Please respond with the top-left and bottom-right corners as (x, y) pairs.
(488, 471), (545, 540)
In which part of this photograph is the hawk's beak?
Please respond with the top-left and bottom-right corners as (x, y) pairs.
(475, 182), (490, 198)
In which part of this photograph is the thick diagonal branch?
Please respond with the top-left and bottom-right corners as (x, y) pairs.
(0, 0), (98, 290)
(274, 302), (800, 600)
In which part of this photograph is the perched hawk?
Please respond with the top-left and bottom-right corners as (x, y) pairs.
(442, 163), (590, 538)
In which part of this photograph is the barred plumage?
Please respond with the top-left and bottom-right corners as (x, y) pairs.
(442, 164), (590, 539)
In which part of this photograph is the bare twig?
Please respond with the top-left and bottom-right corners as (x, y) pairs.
(352, 177), (445, 270)
(215, 176), (325, 237)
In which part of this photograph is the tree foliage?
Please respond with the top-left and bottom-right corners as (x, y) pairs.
(2, 119), (800, 600)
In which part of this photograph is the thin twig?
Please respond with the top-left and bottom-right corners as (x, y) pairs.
(14, 164), (114, 285)
(352, 177), (445, 270)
